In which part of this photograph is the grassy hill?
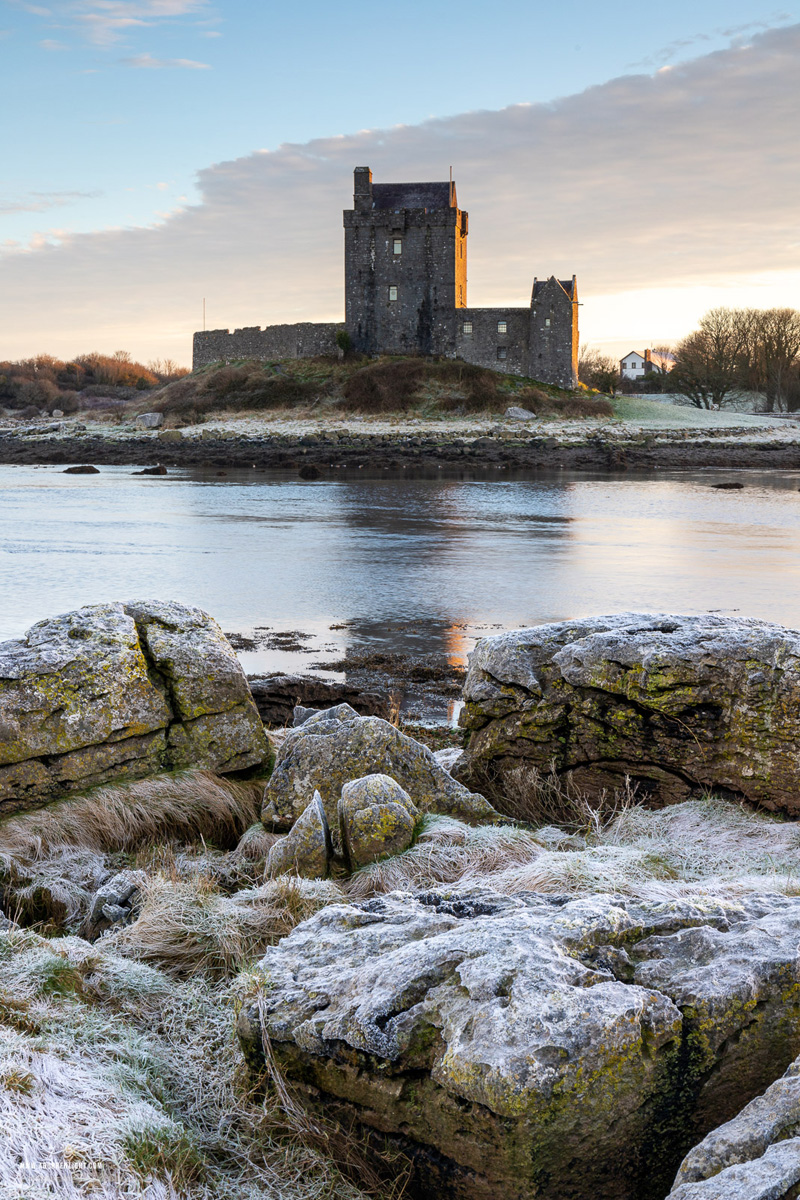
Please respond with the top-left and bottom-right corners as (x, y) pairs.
(147, 356), (613, 422)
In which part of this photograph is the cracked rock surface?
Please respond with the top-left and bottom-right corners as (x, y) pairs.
(455, 612), (800, 812)
(239, 888), (800, 1200)
(0, 600), (269, 813)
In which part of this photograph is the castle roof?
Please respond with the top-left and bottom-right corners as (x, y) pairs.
(532, 277), (576, 300)
(371, 181), (455, 211)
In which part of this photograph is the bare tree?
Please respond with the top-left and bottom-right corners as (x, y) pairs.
(743, 308), (800, 411)
(671, 308), (751, 409)
(578, 345), (618, 394)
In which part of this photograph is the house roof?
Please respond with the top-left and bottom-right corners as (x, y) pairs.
(620, 350), (645, 362)
(532, 277), (576, 300)
(371, 181), (455, 210)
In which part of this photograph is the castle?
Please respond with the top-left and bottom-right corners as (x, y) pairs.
(193, 167), (579, 389)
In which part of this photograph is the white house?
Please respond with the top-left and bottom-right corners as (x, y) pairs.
(620, 350), (649, 380)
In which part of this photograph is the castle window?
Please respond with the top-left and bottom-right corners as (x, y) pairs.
(462, 322), (473, 336)
(497, 347), (508, 361)
(497, 321), (507, 334)
(388, 286), (398, 302)
(393, 238), (402, 255)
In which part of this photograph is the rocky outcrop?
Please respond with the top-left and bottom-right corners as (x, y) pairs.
(0, 600), (269, 814)
(239, 888), (800, 1200)
(455, 613), (800, 812)
(668, 1055), (800, 1198)
(248, 674), (389, 727)
(262, 703), (496, 831)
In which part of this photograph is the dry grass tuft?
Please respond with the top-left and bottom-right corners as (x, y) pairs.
(0, 770), (262, 860)
(108, 874), (345, 979)
(347, 815), (547, 898)
(469, 760), (637, 828)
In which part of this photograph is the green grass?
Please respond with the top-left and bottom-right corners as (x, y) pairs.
(609, 394), (782, 428)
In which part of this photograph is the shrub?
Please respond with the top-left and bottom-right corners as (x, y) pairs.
(513, 386), (614, 419)
(342, 358), (500, 413)
(16, 378), (61, 409)
(152, 362), (322, 417)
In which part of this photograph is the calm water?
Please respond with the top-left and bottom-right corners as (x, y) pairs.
(2, 464), (799, 703)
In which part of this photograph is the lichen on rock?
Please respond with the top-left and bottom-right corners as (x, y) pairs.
(0, 600), (270, 813)
(262, 705), (496, 831)
(239, 888), (800, 1200)
(455, 612), (800, 813)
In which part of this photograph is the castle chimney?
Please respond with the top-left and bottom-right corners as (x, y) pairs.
(354, 166), (373, 212)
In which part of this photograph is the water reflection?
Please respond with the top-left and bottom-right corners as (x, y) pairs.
(1, 466), (799, 699)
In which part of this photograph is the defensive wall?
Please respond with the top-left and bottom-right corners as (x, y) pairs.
(193, 322), (344, 369)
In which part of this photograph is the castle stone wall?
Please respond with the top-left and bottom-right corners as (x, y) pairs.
(193, 322), (344, 368)
(344, 209), (465, 357)
(455, 308), (530, 376)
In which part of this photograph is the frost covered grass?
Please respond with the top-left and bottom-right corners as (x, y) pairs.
(349, 796), (800, 901)
(108, 875), (345, 979)
(0, 923), (384, 1200)
(0, 772), (267, 933)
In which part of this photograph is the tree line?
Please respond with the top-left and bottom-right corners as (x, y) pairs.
(579, 307), (800, 411)
(0, 351), (188, 413)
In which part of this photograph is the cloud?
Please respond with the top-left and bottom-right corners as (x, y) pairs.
(629, 12), (793, 68)
(39, 36), (68, 47)
(0, 189), (101, 214)
(121, 50), (209, 67)
(1, 24), (799, 362)
(14, 0), (209, 46)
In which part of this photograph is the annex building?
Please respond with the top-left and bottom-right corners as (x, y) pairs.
(193, 167), (579, 389)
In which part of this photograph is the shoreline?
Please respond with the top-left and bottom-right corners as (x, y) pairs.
(3, 425), (800, 471)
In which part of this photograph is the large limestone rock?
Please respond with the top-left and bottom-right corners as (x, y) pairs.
(0, 600), (269, 814)
(238, 889), (800, 1200)
(456, 613), (800, 812)
(668, 1055), (800, 1198)
(262, 703), (496, 830)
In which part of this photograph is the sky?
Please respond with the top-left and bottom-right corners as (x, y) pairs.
(1, 0), (799, 365)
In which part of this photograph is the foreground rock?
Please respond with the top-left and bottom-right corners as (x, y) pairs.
(239, 888), (800, 1200)
(0, 600), (269, 814)
(268, 772), (420, 877)
(668, 1054), (800, 1198)
(456, 613), (800, 812)
(262, 703), (496, 830)
(248, 673), (389, 727)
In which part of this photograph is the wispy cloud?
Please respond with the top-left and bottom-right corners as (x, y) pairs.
(628, 12), (793, 67)
(39, 36), (68, 48)
(121, 50), (209, 67)
(14, 0), (210, 46)
(1, 24), (799, 361)
(0, 189), (101, 214)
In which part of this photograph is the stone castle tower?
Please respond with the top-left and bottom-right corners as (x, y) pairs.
(193, 166), (578, 389)
(343, 166), (467, 356)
